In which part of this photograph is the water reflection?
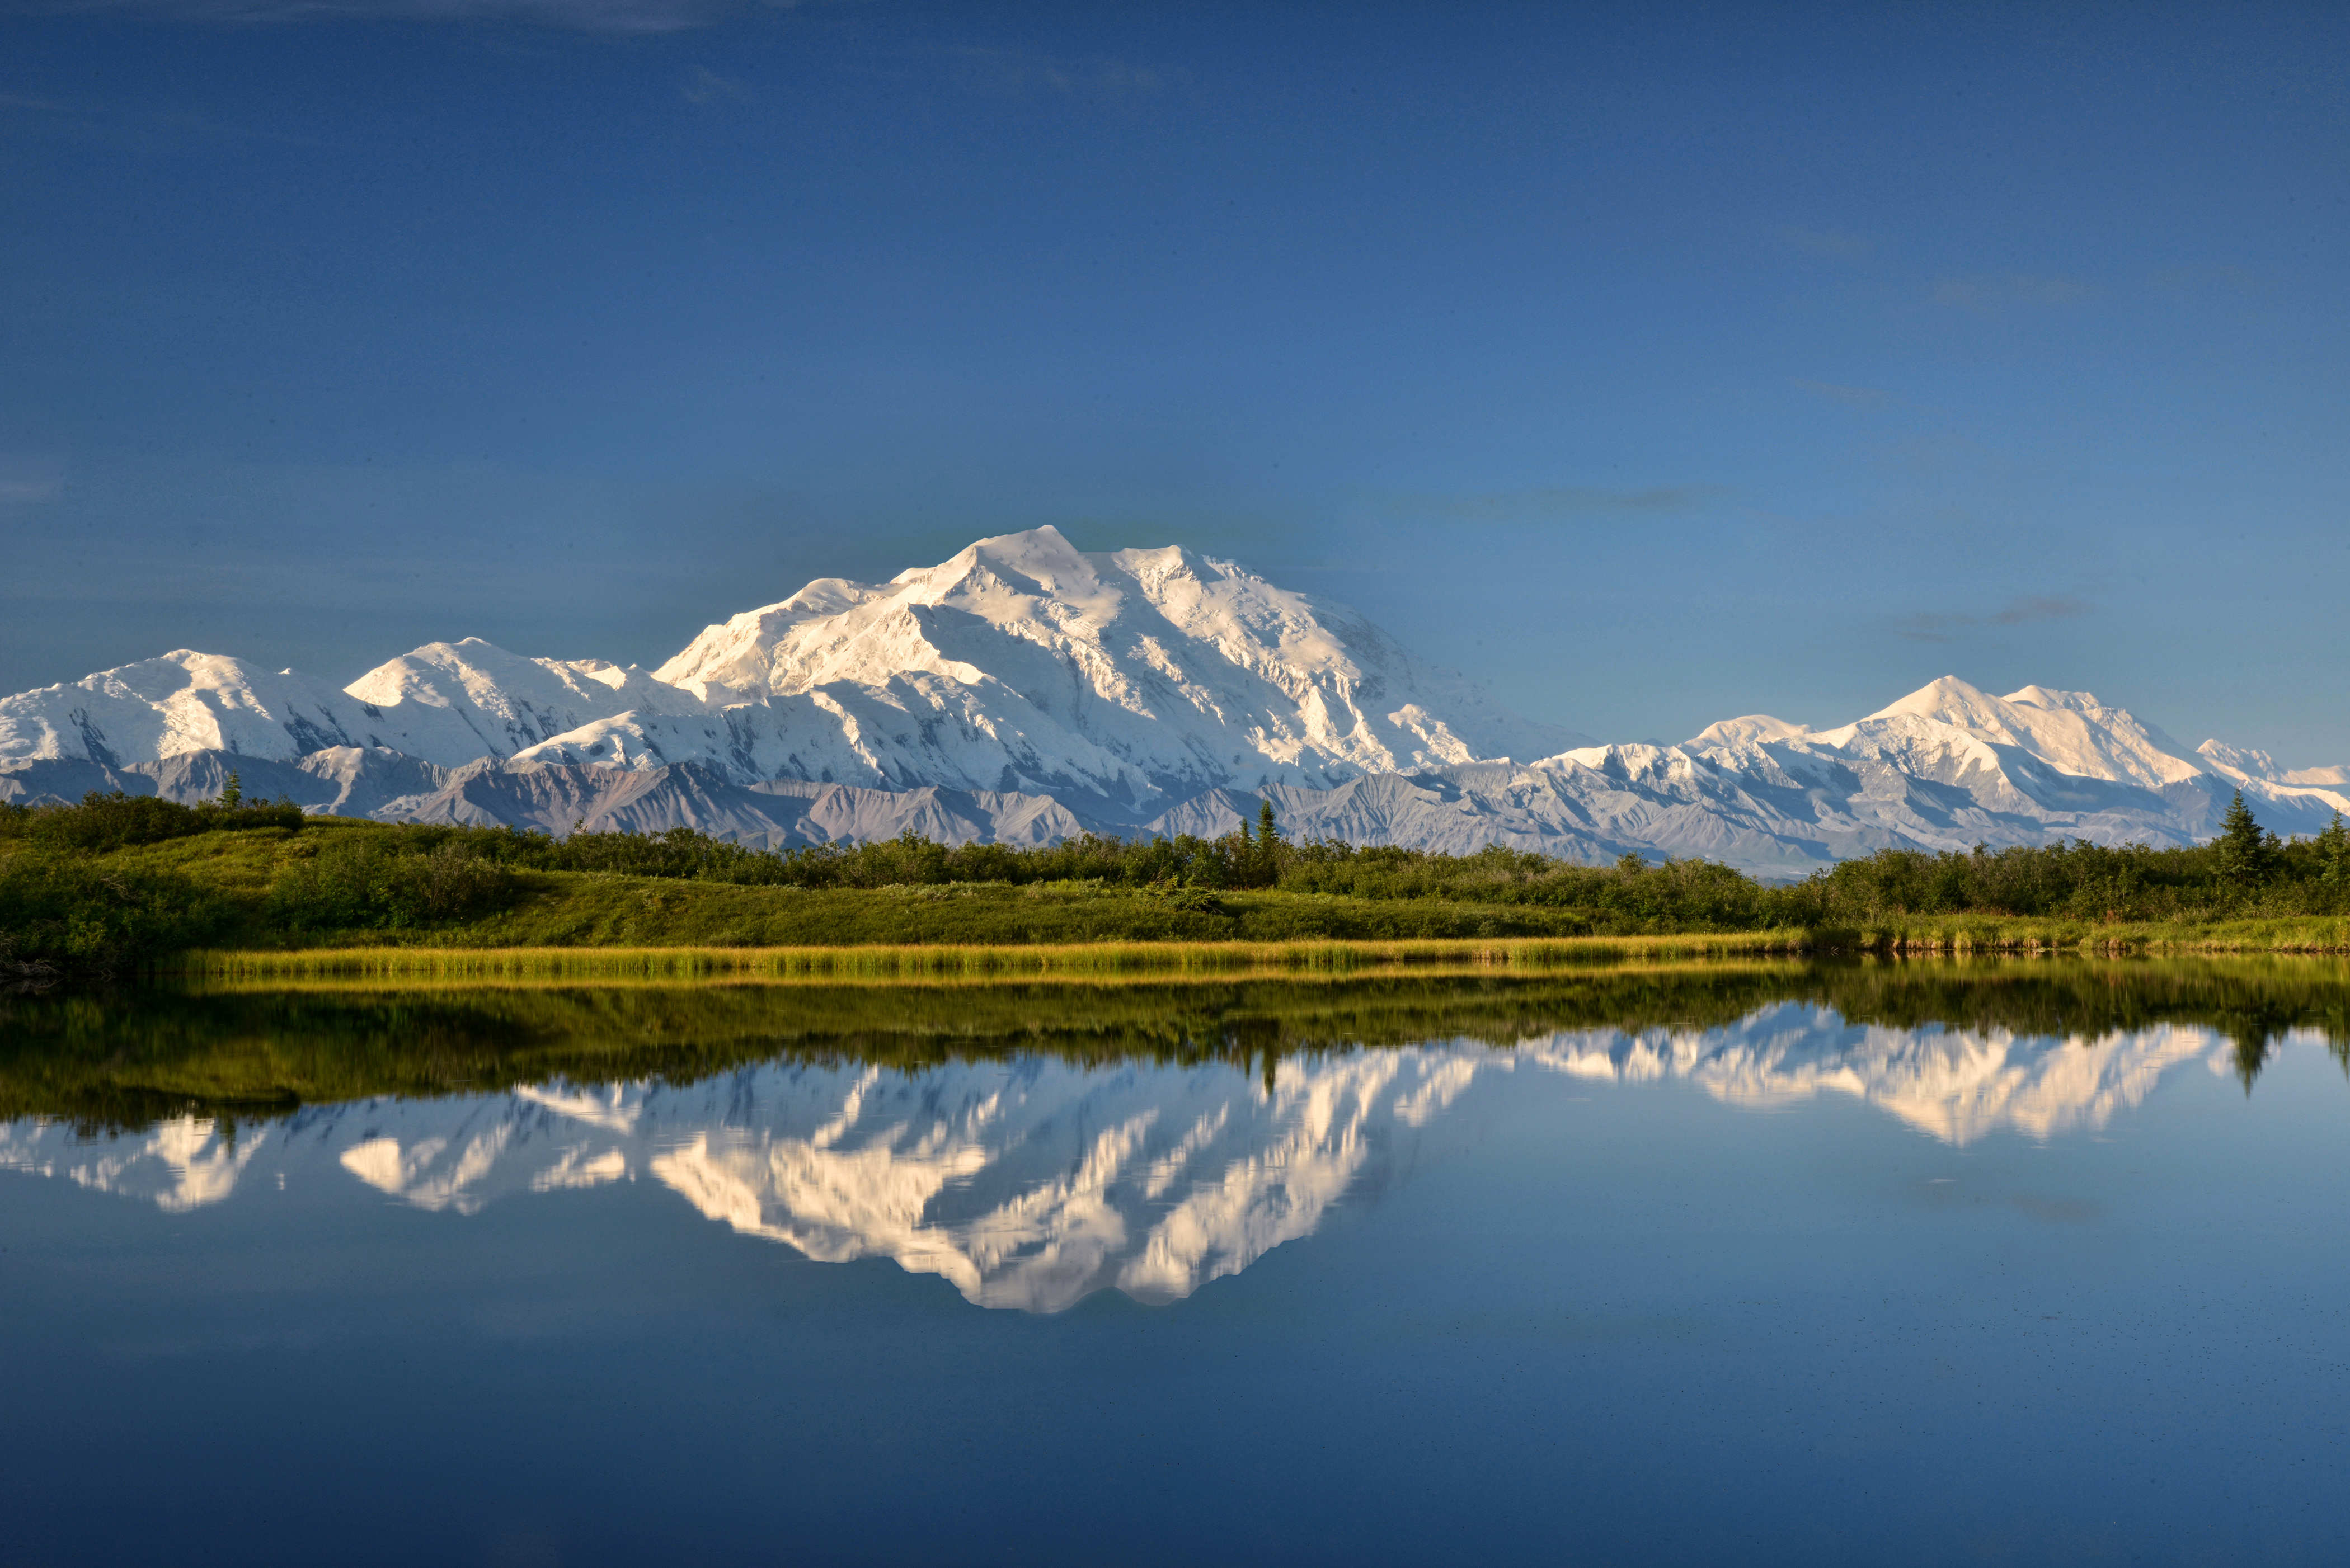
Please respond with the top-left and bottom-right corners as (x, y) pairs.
(5, 966), (2342, 1311)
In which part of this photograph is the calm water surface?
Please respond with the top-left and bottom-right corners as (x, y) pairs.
(2, 962), (2346, 1565)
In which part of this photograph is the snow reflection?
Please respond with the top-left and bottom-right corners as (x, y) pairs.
(0, 1007), (2302, 1310)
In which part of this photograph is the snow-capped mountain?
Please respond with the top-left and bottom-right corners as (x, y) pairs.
(342, 639), (721, 767)
(0, 641), (711, 773)
(523, 526), (1585, 807)
(0, 650), (370, 769)
(2, 528), (2343, 865)
(0, 527), (1583, 812)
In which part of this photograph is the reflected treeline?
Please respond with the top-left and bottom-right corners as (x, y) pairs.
(4, 957), (2347, 1132)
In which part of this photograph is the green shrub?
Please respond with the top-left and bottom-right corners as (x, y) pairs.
(266, 840), (516, 932)
(0, 789), (306, 852)
(0, 847), (227, 969)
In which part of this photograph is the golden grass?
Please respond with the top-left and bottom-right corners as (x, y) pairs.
(163, 911), (2350, 986)
(169, 930), (1814, 984)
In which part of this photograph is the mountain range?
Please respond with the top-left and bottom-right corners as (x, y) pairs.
(4, 525), (2344, 873)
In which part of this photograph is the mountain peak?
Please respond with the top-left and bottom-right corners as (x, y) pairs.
(621, 529), (1585, 806)
(2003, 683), (2105, 713)
(1863, 675), (2005, 727)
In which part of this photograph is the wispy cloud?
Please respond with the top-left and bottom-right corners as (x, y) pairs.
(12, 0), (800, 31)
(1895, 595), (2091, 642)
(0, 456), (65, 510)
(1387, 484), (1727, 524)
(0, 86), (318, 148)
(1931, 274), (2099, 315)
(1778, 226), (1872, 261)
(953, 48), (1172, 100)
(682, 65), (749, 103)
(1790, 378), (1887, 408)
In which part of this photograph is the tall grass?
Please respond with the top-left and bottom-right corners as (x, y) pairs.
(181, 930), (1810, 983)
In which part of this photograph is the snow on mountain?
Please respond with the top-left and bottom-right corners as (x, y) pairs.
(0, 639), (712, 774)
(1821, 677), (2206, 789)
(1, 530), (1584, 816)
(1684, 713), (1814, 748)
(631, 525), (1589, 808)
(3, 528), (2343, 865)
(2195, 739), (2350, 790)
(0, 651), (369, 767)
(340, 638), (718, 768)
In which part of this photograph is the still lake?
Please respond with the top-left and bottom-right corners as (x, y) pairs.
(2, 960), (2346, 1565)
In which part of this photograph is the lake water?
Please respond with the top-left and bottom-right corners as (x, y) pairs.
(3, 960), (2347, 1565)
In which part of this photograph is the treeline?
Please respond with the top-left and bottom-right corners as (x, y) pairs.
(5, 782), (2350, 971)
(365, 790), (2348, 925)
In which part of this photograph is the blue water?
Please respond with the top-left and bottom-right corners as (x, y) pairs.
(2, 981), (2346, 1565)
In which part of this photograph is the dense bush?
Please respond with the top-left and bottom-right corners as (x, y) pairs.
(0, 788), (306, 851)
(0, 853), (227, 972)
(1757, 806), (2350, 924)
(265, 839), (517, 932)
(346, 792), (2350, 929)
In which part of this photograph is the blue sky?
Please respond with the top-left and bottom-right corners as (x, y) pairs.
(2, 1), (2344, 759)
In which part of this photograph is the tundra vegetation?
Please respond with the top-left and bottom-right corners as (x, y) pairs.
(4, 779), (2349, 973)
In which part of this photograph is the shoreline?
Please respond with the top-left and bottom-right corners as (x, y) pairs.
(151, 918), (2350, 983)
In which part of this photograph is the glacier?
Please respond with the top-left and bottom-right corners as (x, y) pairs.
(3, 525), (2344, 870)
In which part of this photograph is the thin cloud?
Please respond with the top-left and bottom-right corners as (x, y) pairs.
(1390, 485), (1727, 524)
(953, 48), (1171, 100)
(683, 65), (750, 103)
(1895, 595), (2092, 642)
(11, 0), (800, 30)
(0, 456), (64, 510)
(1932, 274), (2099, 315)
(0, 86), (319, 147)
(1791, 378), (1887, 409)
(1778, 226), (1872, 261)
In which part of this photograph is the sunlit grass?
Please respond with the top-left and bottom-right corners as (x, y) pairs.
(175, 930), (1812, 982)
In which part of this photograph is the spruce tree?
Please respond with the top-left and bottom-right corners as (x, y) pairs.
(2319, 811), (2350, 884)
(2215, 790), (2273, 888)
(1255, 799), (1281, 887)
(219, 770), (242, 809)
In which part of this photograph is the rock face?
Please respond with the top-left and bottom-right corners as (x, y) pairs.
(0, 747), (448, 821)
(3, 530), (2345, 867)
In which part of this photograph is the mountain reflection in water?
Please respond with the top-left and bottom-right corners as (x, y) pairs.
(5, 961), (2343, 1312)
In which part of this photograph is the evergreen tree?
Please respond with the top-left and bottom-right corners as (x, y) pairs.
(2318, 811), (2350, 884)
(2215, 790), (2274, 888)
(1254, 799), (1282, 887)
(218, 771), (242, 809)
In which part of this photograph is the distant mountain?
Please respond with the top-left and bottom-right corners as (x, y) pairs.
(535, 525), (1587, 810)
(2, 529), (2344, 867)
(0, 526), (1585, 815)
